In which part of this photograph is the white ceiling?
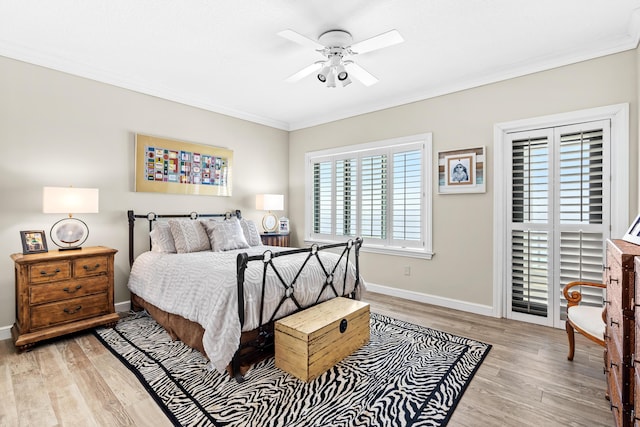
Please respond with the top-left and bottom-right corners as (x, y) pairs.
(1, 1), (639, 131)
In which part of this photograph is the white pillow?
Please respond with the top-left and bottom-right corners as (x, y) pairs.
(149, 222), (176, 253)
(240, 219), (262, 246)
(168, 219), (211, 253)
(203, 218), (250, 252)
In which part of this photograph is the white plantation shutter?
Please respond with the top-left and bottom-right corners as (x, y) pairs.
(511, 230), (549, 317)
(312, 160), (332, 234)
(507, 121), (610, 327)
(306, 135), (431, 257)
(510, 132), (552, 318)
(392, 149), (422, 245)
(556, 125), (608, 318)
(335, 158), (357, 237)
(361, 153), (387, 240)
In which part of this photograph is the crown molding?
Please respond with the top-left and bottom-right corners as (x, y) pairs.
(2, 9), (639, 133)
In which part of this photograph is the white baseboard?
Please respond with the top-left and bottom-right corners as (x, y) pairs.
(0, 300), (133, 343)
(115, 300), (131, 313)
(0, 325), (10, 341)
(364, 282), (497, 318)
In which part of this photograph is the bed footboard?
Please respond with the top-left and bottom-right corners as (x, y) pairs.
(231, 238), (362, 382)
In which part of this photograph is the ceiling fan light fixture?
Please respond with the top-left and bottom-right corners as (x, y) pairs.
(335, 64), (348, 81)
(326, 69), (336, 88)
(279, 28), (403, 88)
(317, 65), (331, 83)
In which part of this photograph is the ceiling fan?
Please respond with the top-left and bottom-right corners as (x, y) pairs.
(277, 28), (404, 88)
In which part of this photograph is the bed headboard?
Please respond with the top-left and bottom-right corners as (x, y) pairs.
(127, 209), (242, 267)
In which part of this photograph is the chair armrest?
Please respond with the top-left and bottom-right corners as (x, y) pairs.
(563, 281), (606, 308)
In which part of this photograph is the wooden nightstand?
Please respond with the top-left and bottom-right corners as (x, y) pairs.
(260, 233), (290, 247)
(10, 246), (120, 351)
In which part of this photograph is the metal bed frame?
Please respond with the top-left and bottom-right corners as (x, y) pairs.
(127, 210), (362, 381)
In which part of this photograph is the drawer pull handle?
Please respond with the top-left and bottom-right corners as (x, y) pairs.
(603, 264), (610, 271)
(63, 285), (82, 294)
(609, 277), (619, 284)
(610, 361), (618, 369)
(40, 268), (61, 277)
(83, 263), (101, 272)
(610, 319), (619, 327)
(63, 305), (82, 315)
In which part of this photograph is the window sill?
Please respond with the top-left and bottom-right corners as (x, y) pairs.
(304, 239), (434, 260)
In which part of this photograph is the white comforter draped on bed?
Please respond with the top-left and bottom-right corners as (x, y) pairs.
(127, 246), (361, 373)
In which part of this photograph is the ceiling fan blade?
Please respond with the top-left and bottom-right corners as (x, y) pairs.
(345, 62), (378, 86)
(285, 62), (323, 83)
(349, 30), (404, 55)
(277, 29), (324, 50)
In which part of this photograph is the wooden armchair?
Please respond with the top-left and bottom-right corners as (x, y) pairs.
(563, 281), (606, 361)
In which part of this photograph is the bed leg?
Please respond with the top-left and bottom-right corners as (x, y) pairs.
(231, 353), (245, 383)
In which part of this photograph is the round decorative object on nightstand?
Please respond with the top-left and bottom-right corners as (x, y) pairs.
(262, 212), (278, 233)
(50, 217), (89, 250)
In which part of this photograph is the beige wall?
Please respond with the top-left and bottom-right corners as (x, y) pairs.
(289, 50), (638, 310)
(0, 56), (289, 330)
(0, 48), (637, 333)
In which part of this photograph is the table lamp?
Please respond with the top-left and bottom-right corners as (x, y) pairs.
(43, 186), (99, 250)
(255, 194), (283, 233)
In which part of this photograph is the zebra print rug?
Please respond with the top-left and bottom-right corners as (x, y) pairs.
(94, 312), (490, 427)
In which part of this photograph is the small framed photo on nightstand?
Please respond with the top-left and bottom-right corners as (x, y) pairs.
(20, 230), (48, 254)
(279, 217), (290, 234)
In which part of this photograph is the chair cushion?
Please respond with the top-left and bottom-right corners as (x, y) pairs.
(567, 305), (605, 340)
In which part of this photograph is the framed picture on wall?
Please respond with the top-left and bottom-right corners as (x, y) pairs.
(623, 214), (640, 246)
(20, 230), (48, 254)
(134, 134), (233, 197)
(438, 146), (486, 194)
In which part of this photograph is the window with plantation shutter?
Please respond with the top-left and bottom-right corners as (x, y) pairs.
(305, 133), (433, 259)
(506, 120), (610, 328)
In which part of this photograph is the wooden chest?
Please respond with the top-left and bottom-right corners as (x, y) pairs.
(275, 297), (370, 382)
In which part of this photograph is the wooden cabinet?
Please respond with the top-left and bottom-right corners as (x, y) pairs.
(260, 233), (290, 247)
(635, 257), (640, 426)
(604, 239), (640, 426)
(11, 246), (120, 351)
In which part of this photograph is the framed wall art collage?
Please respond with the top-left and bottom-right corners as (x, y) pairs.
(135, 134), (233, 196)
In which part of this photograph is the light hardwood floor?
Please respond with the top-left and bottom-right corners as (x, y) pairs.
(0, 291), (613, 427)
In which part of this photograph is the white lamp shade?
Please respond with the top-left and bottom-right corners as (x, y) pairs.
(255, 194), (283, 211)
(43, 187), (99, 214)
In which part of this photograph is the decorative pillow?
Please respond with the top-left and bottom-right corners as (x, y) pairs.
(149, 221), (176, 253)
(202, 218), (250, 252)
(168, 219), (211, 253)
(240, 219), (262, 246)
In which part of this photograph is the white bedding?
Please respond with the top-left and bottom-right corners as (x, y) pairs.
(127, 245), (362, 373)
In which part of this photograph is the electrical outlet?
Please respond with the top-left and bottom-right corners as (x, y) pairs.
(404, 266), (411, 276)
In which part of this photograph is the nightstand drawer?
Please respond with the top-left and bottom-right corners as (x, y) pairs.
(30, 294), (109, 330)
(28, 261), (71, 284)
(29, 276), (109, 305)
(73, 255), (108, 278)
